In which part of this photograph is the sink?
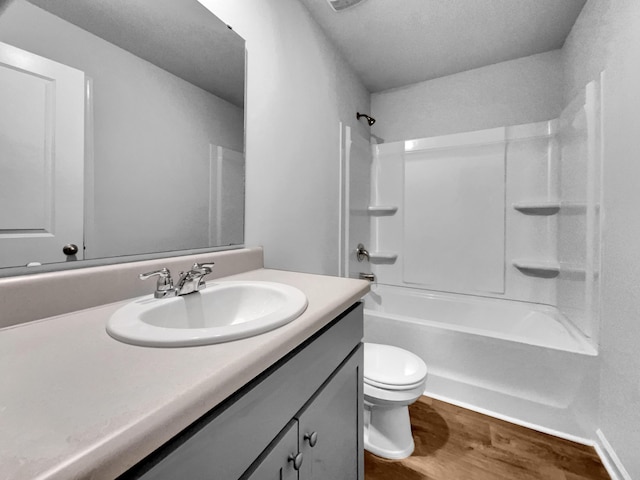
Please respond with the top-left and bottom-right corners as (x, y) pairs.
(106, 281), (308, 347)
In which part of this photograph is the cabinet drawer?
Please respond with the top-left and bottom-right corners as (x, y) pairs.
(125, 302), (363, 480)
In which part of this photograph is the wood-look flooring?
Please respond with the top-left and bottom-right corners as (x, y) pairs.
(365, 396), (610, 480)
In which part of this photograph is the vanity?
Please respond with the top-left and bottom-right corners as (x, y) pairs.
(125, 303), (363, 480)
(0, 250), (370, 479)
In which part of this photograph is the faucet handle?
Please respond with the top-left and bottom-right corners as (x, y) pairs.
(193, 263), (214, 288)
(192, 262), (215, 273)
(139, 268), (174, 296)
(139, 267), (171, 281)
(356, 244), (370, 262)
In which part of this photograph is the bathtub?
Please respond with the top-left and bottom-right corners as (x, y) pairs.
(363, 284), (598, 442)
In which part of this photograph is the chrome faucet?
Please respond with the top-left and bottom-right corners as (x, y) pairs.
(139, 262), (214, 298)
(175, 263), (215, 296)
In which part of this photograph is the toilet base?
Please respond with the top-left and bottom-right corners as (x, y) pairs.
(364, 401), (415, 459)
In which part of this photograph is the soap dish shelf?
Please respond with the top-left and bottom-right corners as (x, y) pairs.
(369, 252), (398, 264)
(560, 264), (588, 277)
(367, 205), (398, 216)
(513, 260), (560, 278)
(561, 201), (600, 214)
(513, 201), (560, 215)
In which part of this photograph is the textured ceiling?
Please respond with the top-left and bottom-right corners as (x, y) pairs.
(27, 0), (245, 107)
(298, 0), (586, 93)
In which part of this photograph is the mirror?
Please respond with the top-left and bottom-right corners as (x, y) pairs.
(0, 0), (245, 272)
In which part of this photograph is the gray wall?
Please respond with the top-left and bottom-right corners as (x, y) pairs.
(370, 50), (564, 142)
(563, 1), (640, 477)
(0, 1), (244, 259)
(199, 0), (371, 276)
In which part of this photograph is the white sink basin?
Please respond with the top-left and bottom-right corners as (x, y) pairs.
(106, 281), (308, 347)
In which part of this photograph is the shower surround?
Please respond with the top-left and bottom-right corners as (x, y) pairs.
(362, 79), (603, 442)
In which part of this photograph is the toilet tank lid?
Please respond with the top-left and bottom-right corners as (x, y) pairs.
(363, 343), (427, 387)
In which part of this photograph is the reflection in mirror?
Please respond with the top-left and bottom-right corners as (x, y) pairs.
(0, 0), (245, 271)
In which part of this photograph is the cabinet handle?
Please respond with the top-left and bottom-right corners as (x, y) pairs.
(304, 431), (318, 447)
(288, 452), (303, 470)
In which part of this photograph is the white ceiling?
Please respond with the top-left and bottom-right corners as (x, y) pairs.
(27, 0), (245, 107)
(298, 0), (586, 93)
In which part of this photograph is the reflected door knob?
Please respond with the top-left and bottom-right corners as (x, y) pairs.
(63, 244), (79, 256)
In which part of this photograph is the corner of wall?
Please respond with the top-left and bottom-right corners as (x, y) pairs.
(595, 429), (634, 480)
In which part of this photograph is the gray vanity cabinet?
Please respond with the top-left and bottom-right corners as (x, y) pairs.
(242, 347), (362, 479)
(122, 303), (363, 480)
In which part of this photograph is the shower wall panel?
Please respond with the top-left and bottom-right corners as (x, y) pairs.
(557, 79), (602, 341)
(341, 125), (372, 279)
(371, 121), (559, 306)
(403, 138), (506, 295)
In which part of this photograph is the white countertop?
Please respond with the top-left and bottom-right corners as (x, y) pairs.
(0, 269), (369, 480)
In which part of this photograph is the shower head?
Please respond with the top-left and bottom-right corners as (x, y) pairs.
(327, 0), (368, 12)
(357, 112), (376, 126)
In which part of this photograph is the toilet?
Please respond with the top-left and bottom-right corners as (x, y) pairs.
(363, 343), (428, 459)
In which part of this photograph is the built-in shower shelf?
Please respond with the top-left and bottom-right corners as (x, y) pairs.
(513, 260), (560, 278)
(513, 201), (560, 215)
(560, 263), (589, 276)
(367, 205), (398, 216)
(369, 252), (398, 264)
(561, 201), (601, 214)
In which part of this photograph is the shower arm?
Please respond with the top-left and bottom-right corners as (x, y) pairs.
(356, 112), (376, 126)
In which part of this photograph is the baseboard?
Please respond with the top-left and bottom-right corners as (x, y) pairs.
(594, 429), (633, 480)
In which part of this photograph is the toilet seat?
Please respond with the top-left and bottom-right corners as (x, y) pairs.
(363, 343), (427, 390)
(364, 380), (426, 405)
(364, 376), (426, 391)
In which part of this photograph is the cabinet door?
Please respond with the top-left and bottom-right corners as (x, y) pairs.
(242, 420), (299, 480)
(296, 346), (363, 480)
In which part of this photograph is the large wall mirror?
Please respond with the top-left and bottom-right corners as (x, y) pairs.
(0, 0), (245, 274)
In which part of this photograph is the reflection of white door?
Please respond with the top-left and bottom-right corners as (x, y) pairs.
(0, 42), (84, 268)
(209, 145), (244, 246)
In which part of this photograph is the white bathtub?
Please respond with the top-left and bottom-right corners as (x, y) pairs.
(363, 284), (598, 441)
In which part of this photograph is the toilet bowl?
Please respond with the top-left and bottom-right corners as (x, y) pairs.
(363, 342), (428, 459)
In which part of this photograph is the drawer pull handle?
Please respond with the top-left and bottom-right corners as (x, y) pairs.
(288, 452), (303, 470)
(304, 431), (318, 447)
